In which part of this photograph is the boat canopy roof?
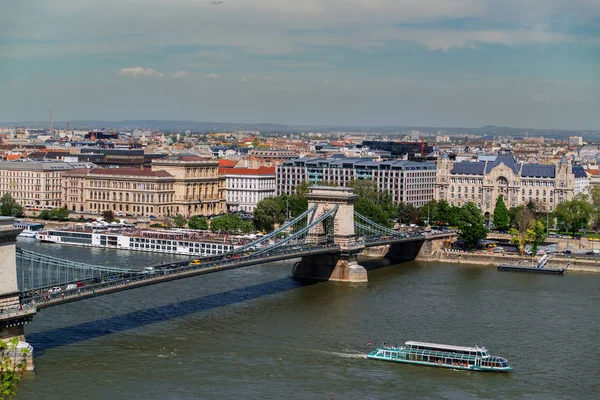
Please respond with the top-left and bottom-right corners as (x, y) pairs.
(405, 341), (485, 353)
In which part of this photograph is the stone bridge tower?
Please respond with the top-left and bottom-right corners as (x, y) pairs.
(0, 217), (35, 370)
(305, 186), (358, 251)
(293, 187), (367, 282)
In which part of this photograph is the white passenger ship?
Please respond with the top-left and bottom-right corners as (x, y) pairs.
(36, 227), (243, 257)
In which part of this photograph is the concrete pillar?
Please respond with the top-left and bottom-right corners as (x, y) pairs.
(0, 217), (36, 371)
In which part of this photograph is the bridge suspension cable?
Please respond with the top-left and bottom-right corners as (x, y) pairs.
(16, 247), (140, 293)
(353, 212), (396, 235)
(251, 205), (339, 257)
(355, 221), (388, 237)
(231, 205), (318, 254)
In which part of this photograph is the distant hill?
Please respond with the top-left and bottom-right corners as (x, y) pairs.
(2, 120), (598, 138)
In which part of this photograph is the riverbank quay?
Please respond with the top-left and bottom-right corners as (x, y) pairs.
(487, 232), (600, 252)
(430, 250), (600, 273)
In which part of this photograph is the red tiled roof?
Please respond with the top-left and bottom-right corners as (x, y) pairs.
(88, 168), (173, 177)
(221, 166), (275, 176)
(218, 159), (237, 167)
(585, 169), (600, 176)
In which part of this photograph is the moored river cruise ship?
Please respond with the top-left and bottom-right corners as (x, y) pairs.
(35, 227), (247, 257)
(367, 341), (512, 372)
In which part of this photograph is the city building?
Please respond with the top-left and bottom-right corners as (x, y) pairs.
(220, 166), (276, 213)
(62, 154), (226, 218)
(63, 168), (175, 216)
(362, 140), (433, 160)
(569, 136), (583, 146)
(276, 158), (436, 207)
(434, 153), (575, 217)
(573, 165), (590, 196)
(151, 154), (225, 217)
(0, 161), (74, 210)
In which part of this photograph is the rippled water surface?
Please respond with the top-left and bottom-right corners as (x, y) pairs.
(16, 239), (600, 399)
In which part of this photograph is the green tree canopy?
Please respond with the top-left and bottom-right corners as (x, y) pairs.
(188, 215), (209, 230)
(457, 202), (488, 249)
(0, 193), (24, 217)
(588, 186), (600, 230)
(253, 197), (285, 232)
(1, 338), (29, 399)
(101, 210), (116, 222)
(555, 199), (594, 236)
(173, 213), (187, 228)
(493, 196), (510, 230)
(529, 219), (548, 255)
(346, 179), (396, 227)
(211, 214), (253, 233)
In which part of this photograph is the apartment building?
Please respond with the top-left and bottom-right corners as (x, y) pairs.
(221, 166), (276, 212)
(276, 158), (436, 207)
(0, 161), (74, 209)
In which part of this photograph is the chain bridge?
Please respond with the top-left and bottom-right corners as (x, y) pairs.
(1, 187), (455, 369)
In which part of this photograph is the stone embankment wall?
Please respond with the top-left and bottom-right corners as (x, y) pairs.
(429, 250), (600, 273)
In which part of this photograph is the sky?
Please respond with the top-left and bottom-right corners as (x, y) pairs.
(1, 0), (599, 129)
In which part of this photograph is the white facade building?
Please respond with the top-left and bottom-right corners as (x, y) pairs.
(222, 166), (276, 212)
(573, 165), (590, 196)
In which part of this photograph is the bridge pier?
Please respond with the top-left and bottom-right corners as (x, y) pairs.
(293, 253), (367, 282)
(293, 187), (368, 283)
(0, 217), (36, 371)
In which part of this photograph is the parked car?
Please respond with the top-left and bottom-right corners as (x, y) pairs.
(493, 247), (506, 253)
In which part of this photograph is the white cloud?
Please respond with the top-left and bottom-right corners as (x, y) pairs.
(170, 71), (189, 79)
(119, 67), (164, 78)
(7, 0), (598, 59)
(204, 73), (220, 79)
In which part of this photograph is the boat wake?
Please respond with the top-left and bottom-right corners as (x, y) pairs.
(312, 349), (367, 359)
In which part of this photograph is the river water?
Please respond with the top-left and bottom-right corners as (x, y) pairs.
(15, 239), (600, 400)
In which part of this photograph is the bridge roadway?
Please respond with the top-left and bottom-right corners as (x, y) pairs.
(19, 232), (456, 309)
(23, 243), (340, 309)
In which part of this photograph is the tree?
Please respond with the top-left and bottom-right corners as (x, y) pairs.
(493, 196), (510, 231)
(101, 210), (115, 222)
(588, 185), (600, 230)
(435, 199), (451, 225)
(253, 197), (285, 232)
(54, 207), (70, 221)
(555, 199), (594, 236)
(188, 215), (209, 230)
(210, 214), (249, 233)
(1, 338), (29, 399)
(457, 202), (488, 249)
(252, 136), (260, 148)
(510, 219), (547, 255)
(173, 214), (187, 228)
(529, 220), (548, 255)
(420, 200), (437, 225)
(508, 206), (535, 254)
(0, 193), (24, 217)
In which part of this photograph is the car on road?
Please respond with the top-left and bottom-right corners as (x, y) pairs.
(586, 249), (600, 255)
(189, 260), (202, 265)
(48, 286), (62, 294)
